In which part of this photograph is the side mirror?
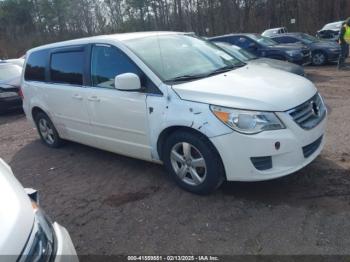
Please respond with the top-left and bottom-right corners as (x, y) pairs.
(114, 73), (141, 91)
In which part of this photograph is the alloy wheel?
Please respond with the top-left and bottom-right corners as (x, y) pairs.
(38, 118), (55, 145)
(170, 142), (207, 186)
(313, 53), (325, 65)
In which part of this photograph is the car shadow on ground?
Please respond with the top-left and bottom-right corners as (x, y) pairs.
(0, 108), (24, 125)
(220, 156), (350, 211)
(9, 137), (350, 214)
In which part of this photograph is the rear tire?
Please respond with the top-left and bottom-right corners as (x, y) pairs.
(162, 131), (225, 195)
(34, 112), (63, 148)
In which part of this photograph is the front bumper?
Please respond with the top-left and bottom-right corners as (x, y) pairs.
(287, 54), (311, 66)
(53, 223), (78, 262)
(210, 112), (327, 181)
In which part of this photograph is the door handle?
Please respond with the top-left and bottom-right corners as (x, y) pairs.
(88, 96), (100, 102)
(72, 94), (83, 100)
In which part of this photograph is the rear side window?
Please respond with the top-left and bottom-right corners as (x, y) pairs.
(24, 50), (48, 82)
(50, 51), (84, 86)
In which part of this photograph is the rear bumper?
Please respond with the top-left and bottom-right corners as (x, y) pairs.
(0, 96), (22, 112)
(210, 112), (327, 182)
(53, 223), (78, 262)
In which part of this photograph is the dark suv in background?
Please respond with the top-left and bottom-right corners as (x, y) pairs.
(209, 33), (311, 65)
(270, 33), (341, 65)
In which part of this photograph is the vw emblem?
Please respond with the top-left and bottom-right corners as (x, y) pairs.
(311, 101), (320, 116)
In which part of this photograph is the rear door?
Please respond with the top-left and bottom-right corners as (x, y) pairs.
(45, 46), (93, 144)
(85, 44), (157, 160)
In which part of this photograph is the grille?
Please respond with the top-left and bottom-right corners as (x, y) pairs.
(287, 93), (326, 130)
(303, 136), (323, 158)
(251, 156), (272, 171)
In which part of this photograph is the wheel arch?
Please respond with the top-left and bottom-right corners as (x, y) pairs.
(312, 49), (328, 59)
(31, 106), (48, 121)
(156, 125), (226, 179)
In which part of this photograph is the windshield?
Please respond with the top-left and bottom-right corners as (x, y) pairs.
(215, 43), (257, 62)
(0, 64), (21, 81)
(300, 33), (319, 44)
(249, 34), (278, 46)
(124, 34), (244, 83)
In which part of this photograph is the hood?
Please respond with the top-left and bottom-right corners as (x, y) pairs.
(0, 159), (34, 255)
(249, 58), (305, 76)
(172, 64), (316, 112)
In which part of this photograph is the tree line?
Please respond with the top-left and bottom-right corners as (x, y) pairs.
(1, 0), (349, 58)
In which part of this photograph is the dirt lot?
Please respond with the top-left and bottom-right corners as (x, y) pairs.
(1, 63), (350, 256)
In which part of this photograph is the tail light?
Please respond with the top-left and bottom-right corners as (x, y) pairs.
(18, 86), (24, 99)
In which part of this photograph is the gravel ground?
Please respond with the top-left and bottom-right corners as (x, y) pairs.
(1, 63), (350, 256)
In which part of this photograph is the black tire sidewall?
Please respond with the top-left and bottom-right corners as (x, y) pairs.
(163, 131), (225, 195)
(34, 112), (62, 148)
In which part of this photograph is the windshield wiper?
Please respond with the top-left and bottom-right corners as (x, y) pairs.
(164, 74), (208, 83)
(206, 64), (245, 76)
(164, 64), (245, 83)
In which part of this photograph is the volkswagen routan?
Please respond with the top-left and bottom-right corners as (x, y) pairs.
(21, 32), (327, 194)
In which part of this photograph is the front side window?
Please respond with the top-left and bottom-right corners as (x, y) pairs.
(24, 50), (48, 82)
(91, 45), (141, 89)
(50, 51), (84, 85)
(124, 35), (244, 83)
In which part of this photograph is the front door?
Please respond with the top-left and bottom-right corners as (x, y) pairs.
(86, 44), (152, 160)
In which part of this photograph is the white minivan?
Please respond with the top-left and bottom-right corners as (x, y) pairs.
(22, 32), (327, 194)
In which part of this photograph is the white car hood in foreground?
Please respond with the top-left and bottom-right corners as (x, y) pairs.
(0, 159), (34, 255)
(172, 64), (317, 111)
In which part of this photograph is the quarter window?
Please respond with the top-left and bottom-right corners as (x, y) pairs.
(50, 51), (84, 86)
(24, 50), (48, 82)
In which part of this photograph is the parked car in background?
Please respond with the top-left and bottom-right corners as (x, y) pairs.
(214, 41), (305, 76)
(4, 57), (25, 67)
(262, 27), (288, 37)
(209, 33), (311, 65)
(270, 33), (341, 65)
(0, 63), (23, 113)
(22, 32), (326, 194)
(0, 158), (78, 261)
(316, 21), (344, 41)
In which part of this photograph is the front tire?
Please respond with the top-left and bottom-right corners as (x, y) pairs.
(163, 131), (225, 195)
(34, 112), (63, 148)
(312, 51), (327, 66)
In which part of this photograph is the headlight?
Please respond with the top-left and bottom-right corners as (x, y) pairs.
(286, 50), (301, 57)
(21, 202), (56, 262)
(329, 48), (340, 52)
(211, 105), (285, 134)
